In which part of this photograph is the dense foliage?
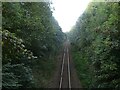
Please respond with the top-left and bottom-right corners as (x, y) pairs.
(68, 2), (120, 88)
(2, 2), (64, 88)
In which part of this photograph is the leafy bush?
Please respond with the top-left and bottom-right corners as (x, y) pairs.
(2, 30), (35, 88)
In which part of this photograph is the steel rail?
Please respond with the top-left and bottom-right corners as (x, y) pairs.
(67, 48), (71, 89)
(59, 48), (66, 88)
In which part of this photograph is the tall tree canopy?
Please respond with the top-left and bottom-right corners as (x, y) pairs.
(2, 2), (64, 88)
(68, 2), (120, 88)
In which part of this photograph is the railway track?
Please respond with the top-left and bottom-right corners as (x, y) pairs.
(47, 40), (81, 88)
(59, 45), (71, 89)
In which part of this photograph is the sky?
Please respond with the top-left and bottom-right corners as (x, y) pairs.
(51, 0), (91, 32)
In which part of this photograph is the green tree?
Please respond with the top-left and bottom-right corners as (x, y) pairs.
(68, 2), (120, 88)
(2, 2), (64, 88)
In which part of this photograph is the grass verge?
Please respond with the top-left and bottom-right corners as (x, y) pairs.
(72, 49), (93, 88)
(32, 54), (57, 88)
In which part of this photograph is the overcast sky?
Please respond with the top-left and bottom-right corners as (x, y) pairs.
(51, 0), (91, 32)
